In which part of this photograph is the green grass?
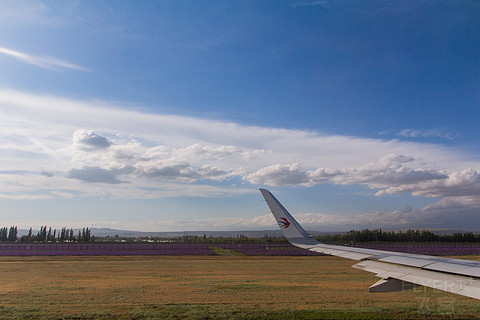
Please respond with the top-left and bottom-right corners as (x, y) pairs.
(210, 246), (244, 256)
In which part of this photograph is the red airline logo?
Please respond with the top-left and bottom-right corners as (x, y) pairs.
(278, 218), (291, 228)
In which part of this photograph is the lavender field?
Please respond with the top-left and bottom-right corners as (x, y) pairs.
(357, 242), (480, 256)
(0, 242), (479, 256)
(0, 242), (321, 256)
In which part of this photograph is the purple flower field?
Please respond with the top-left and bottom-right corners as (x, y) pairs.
(0, 243), (216, 256)
(0, 243), (321, 256)
(356, 242), (480, 256)
(0, 242), (479, 256)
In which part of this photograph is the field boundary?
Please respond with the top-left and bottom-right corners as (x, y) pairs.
(0, 242), (321, 256)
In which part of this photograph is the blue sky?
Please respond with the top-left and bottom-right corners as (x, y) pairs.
(0, 1), (479, 232)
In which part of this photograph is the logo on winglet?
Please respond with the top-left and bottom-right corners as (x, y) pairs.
(278, 218), (291, 228)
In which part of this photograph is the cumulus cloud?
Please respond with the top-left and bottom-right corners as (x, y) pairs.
(175, 144), (237, 159)
(244, 163), (311, 186)
(139, 161), (230, 183)
(244, 154), (452, 198)
(67, 132), (234, 184)
(377, 168), (480, 198)
(73, 129), (112, 150)
(336, 154), (448, 190)
(66, 166), (133, 184)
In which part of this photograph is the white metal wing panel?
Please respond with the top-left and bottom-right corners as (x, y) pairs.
(309, 246), (375, 260)
(378, 255), (435, 268)
(353, 260), (480, 300)
(424, 262), (480, 278)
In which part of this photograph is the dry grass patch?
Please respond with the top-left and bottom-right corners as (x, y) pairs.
(0, 255), (479, 319)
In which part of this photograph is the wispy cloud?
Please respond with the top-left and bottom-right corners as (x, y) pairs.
(0, 46), (89, 71)
(0, 89), (479, 229)
(397, 128), (457, 140)
(290, 1), (328, 8)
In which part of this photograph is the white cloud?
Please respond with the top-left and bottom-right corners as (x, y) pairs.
(398, 128), (456, 140)
(0, 46), (89, 71)
(1, 88), (480, 232)
(244, 163), (311, 186)
(290, 1), (328, 8)
(335, 153), (448, 190)
(40, 170), (54, 177)
(139, 160), (230, 183)
(66, 166), (133, 184)
(244, 154), (453, 198)
(377, 168), (480, 198)
(73, 129), (112, 150)
(1, 89), (473, 171)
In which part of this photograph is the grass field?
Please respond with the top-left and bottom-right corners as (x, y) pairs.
(1, 255), (480, 319)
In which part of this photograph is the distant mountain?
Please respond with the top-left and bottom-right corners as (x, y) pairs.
(90, 228), (339, 238)
(89, 228), (305, 238)
(15, 227), (286, 238)
(14, 227), (475, 239)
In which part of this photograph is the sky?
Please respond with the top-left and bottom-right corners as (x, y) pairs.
(0, 0), (479, 232)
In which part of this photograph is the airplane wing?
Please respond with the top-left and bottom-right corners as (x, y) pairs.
(260, 188), (480, 299)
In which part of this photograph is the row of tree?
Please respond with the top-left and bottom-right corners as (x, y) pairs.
(101, 230), (480, 244)
(0, 226), (93, 243)
(0, 227), (18, 242)
(2, 226), (480, 243)
(316, 228), (480, 243)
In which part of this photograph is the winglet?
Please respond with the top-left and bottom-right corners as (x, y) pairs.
(260, 189), (319, 248)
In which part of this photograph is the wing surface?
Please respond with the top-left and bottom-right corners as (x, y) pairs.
(260, 188), (480, 299)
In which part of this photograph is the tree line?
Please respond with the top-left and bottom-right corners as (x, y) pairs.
(2, 226), (480, 243)
(316, 228), (480, 243)
(0, 226), (93, 243)
(0, 227), (18, 242)
(97, 230), (480, 244)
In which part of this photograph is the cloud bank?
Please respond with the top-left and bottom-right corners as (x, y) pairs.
(1, 89), (479, 229)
